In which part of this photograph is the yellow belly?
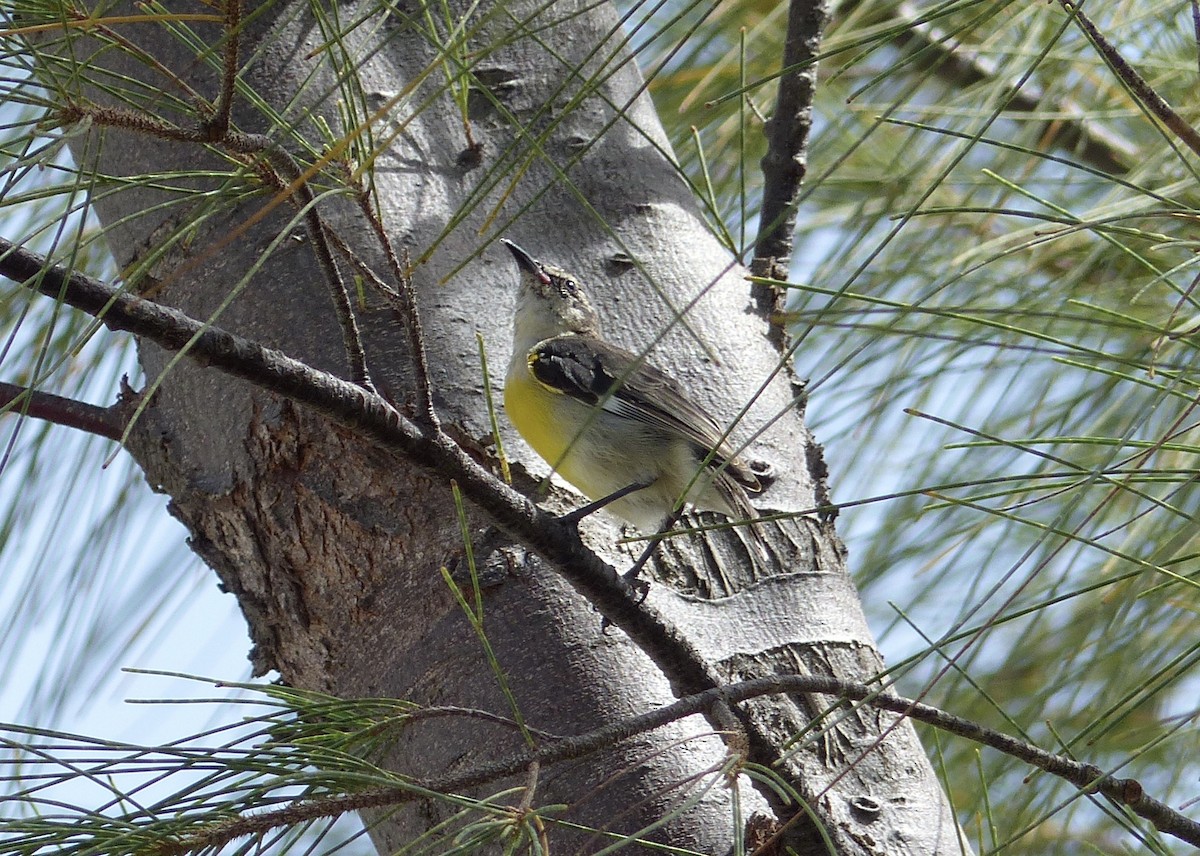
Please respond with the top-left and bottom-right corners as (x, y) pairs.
(503, 367), (584, 484)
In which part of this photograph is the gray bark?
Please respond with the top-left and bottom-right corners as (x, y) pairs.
(55, 0), (967, 852)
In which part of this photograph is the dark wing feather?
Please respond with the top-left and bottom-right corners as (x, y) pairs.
(529, 335), (761, 492)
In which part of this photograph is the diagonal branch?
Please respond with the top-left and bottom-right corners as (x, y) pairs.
(0, 236), (744, 740)
(1059, 0), (1200, 160)
(886, 0), (1139, 174)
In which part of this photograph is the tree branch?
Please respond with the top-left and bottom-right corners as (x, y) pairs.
(0, 381), (125, 442)
(9, 240), (908, 834)
(751, 0), (830, 335)
(149, 673), (1200, 855)
(880, 1), (1140, 174)
(1059, 0), (1200, 160)
(0, 236), (740, 735)
(349, 174), (439, 427)
(202, 0), (240, 140)
(252, 138), (376, 392)
(829, 0), (1143, 172)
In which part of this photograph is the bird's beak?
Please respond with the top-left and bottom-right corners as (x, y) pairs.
(501, 239), (542, 278)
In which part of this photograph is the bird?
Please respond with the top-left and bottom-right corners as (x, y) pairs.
(500, 238), (762, 536)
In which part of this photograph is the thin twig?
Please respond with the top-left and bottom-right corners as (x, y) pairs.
(399, 705), (560, 739)
(518, 760), (539, 812)
(53, 103), (376, 392)
(148, 673), (1200, 855)
(1060, 0), (1200, 159)
(203, 0), (241, 140)
(252, 139), (375, 392)
(0, 381), (124, 441)
(324, 226), (414, 299)
(750, 0), (830, 337)
(321, 222), (442, 423)
(350, 177), (439, 426)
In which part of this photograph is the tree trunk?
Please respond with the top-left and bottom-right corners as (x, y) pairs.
(58, 0), (967, 851)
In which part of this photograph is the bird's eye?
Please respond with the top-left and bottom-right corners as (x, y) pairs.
(557, 278), (577, 297)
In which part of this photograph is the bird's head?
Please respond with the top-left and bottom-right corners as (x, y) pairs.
(502, 239), (601, 346)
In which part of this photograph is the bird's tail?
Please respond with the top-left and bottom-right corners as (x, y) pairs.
(715, 472), (772, 568)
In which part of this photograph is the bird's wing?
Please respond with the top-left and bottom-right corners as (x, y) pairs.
(528, 335), (761, 491)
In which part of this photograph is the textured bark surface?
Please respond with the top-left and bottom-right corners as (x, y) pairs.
(62, 0), (967, 852)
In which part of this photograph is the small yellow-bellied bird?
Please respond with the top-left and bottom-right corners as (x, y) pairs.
(500, 239), (762, 533)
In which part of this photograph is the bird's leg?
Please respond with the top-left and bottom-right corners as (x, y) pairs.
(622, 507), (684, 585)
(557, 479), (654, 525)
